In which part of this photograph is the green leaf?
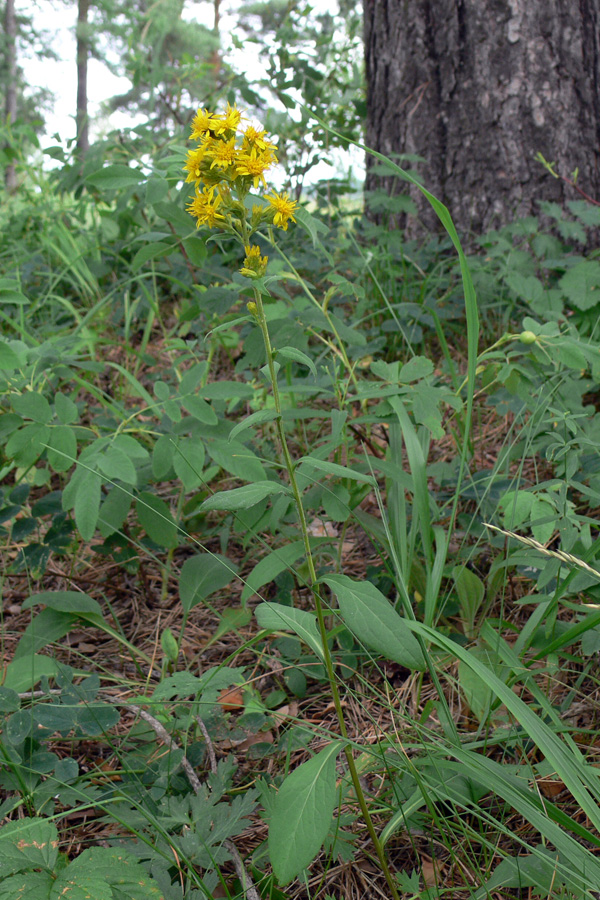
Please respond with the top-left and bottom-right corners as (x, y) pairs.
(136, 491), (178, 549)
(54, 393), (79, 425)
(256, 602), (324, 660)
(296, 457), (375, 486)
(13, 608), (80, 659)
(276, 346), (317, 377)
(559, 260), (600, 310)
(200, 482), (290, 511)
(22, 591), (104, 617)
(398, 356), (434, 382)
(294, 206), (330, 249)
(2, 654), (61, 691)
(59, 847), (164, 899)
(0, 341), (23, 371)
(12, 392), (52, 424)
(228, 409), (280, 442)
(0, 289), (29, 306)
(87, 164), (144, 190)
(74, 468), (101, 541)
(207, 438), (267, 482)
(172, 438), (205, 491)
(180, 393), (218, 424)
(0, 871), (53, 899)
(452, 565), (485, 640)
(46, 426), (77, 473)
(131, 242), (173, 272)
(201, 381), (256, 401)
(179, 553), (238, 612)
(98, 485), (132, 538)
(0, 817), (59, 873)
(97, 445), (138, 485)
(323, 574), (426, 670)
(241, 540), (306, 603)
(269, 741), (343, 884)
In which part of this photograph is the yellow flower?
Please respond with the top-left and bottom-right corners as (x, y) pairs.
(235, 148), (277, 188)
(190, 108), (216, 140)
(242, 125), (278, 153)
(186, 186), (225, 228)
(240, 244), (268, 278)
(266, 191), (297, 230)
(212, 102), (242, 136)
(206, 136), (238, 170)
(183, 146), (206, 184)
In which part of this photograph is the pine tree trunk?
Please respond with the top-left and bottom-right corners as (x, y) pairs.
(364, 0), (600, 237)
(4, 0), (18, 192)
(76, 0), (90, 157)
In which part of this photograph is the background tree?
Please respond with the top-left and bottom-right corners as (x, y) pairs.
(363, 0), (600, 237)
(3, 0), (17, 190)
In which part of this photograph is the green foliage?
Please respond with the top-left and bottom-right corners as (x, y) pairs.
(5, 67), (600, 899)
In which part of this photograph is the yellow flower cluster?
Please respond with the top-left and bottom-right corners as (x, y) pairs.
(184, 103), (298, 249)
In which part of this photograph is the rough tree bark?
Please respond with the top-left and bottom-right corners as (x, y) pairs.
(364, 0), (600, 237)
(76, 0), (89, 157)
(4, 0), (18, 192)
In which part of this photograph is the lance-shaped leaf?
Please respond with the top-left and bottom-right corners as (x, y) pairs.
(269, 741), (343, 885)
(323, 574), (425, 670)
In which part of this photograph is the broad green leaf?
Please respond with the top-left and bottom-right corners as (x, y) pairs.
(179, 553), (238, 612)
(12, 392), (52, 424)
(98, 485), (132, 537)
(13, 608), (80, 659)
(398, 356), (434, 382)
(50, 872), (112, 900)
(201, 381), (255, 401)
(324, 574), (426, 670)
(2, 653), (60, 692)
(22, 591), (104, 617)
(0, 871), (53, 899)
(97, 445), (137, 485)
(200, 481), (290, 511)
(180, 393), (217, 424)
(559, 260), (600, 310)
(241, 540), (306, 603)
(152, 434), (175, 479)
(269, 741), (343, 885)
(74, 468), (101, 540)
(0, 289), (29, 306)
(172, 438), (205, 491)
(87, 164), (144, 190)
(59, 847), (164, 899)
(136, 491), (178, 549)
(228, 409), (280, 442)
(452, 565), (485, 640)
(293, 206), (329, 248)
(46, 426), (77, 473)
(255, 602), (324, 661)
(296, 457), (375, 486)
(276, 346), (317, 377)
(207, 438), (267, 482)
(0, 817), (59, 872)
(0, 341), (22, 371)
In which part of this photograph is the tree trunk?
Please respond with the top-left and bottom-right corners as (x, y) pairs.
(76, 0), (90, 157)
(364, 0), (600, 237)
(4, 0), (18, 192)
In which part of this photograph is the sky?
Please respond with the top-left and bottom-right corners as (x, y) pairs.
(19, 0), (363, 184)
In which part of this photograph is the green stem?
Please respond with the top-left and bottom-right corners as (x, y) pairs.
(252, 285), (401, 900)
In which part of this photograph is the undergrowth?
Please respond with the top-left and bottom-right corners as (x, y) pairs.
(1, 106), (600, 900)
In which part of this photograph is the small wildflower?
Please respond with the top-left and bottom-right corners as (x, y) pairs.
(183, 146), (206, 184)
(247, 301), (258, 315)
(186, 186), (225, 228)
(240, 244), (268, 279)
(207, 136), (238, 170)
(266, 191), (297, 230)
(212, 102), (242, 136)
(242, 125), (278, 153)
(235, 148), (277, 189)
(190, 108), (216, 140)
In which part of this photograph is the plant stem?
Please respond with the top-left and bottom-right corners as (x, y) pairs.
(252, 285), (401, 900)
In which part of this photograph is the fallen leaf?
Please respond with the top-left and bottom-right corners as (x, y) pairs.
(218, 687), (244, 711)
